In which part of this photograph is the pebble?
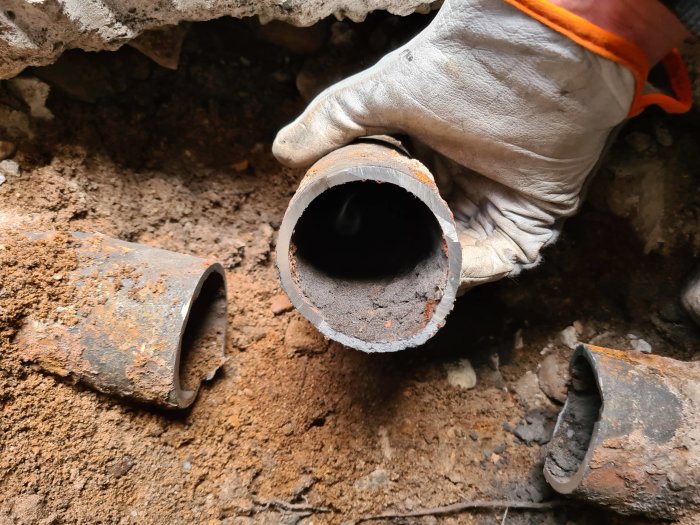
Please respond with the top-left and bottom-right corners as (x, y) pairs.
(628, 335), (652, 354)
(538, 352), (570, 403)
(0, 160), (19, 176)
(559, 325), (579, 350)
(513, 412), (552, 445)
(270, 293), (293, 315)
(355, 468), (389, 490)
(0, 173), (5, 187)
(445, 358), (477, 390)
(513, 370), (549, 410)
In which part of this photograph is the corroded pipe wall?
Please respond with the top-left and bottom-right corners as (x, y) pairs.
(545, 344), (700, 520)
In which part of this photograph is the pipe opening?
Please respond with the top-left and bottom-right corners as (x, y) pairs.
(545, 355), (602, 486)
(290, 180), (448, 342)
(179, 270), (227, 395)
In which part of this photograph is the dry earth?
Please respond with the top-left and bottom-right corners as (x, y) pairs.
(0, 13), (699, 525)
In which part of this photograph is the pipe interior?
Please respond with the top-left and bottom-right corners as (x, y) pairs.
(290, 180), (448, 343)
(179, 271), (227, 393)
(545, 355), (602, 484)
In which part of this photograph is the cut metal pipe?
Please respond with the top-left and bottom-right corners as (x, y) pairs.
(544, 344), (700, 520)
(16, 232), (227, 409)
(277, 140), (461, 352)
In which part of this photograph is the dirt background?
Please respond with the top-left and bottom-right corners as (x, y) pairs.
(1, 12), (699, 525)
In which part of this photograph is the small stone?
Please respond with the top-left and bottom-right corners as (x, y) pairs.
(559, 326), (579, 350)
(631, 337), (652, 354)
(514, 370), (550, 410)
(538, 352), (570, 403)
(513, 412), (553, 445)
(513, 328), (524, 350)
(0, 140), (15, 160)
(0, 160), (19, 176)
(469, 431), (478, 441)
(445, 358), (477, 390)
(182, 460), (192, 472)
(8, 77), (54, 120)
(11, 494), (47, 523)
(355, 468), (389, 490)
(488, 352), (500, 371)
(270, 293), (293, 315)
(0, 174), (5, 187)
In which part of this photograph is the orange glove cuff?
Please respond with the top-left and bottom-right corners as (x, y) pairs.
(503, 0), (692, 117)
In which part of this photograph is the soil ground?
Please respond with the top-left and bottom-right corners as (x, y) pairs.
(1, 13), (699, 525)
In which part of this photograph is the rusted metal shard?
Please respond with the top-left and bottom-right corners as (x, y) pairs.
(544, 344), (700, 519)
(17, 232), (227, 409)
(276, 139), (461, 352)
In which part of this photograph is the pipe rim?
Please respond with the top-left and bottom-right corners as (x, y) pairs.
(544, 345), (603, 493)
(172, 262), (228, 408)
(277, 163), (461, 353)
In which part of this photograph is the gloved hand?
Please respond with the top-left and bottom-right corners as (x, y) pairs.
(273, 0), (690, 290)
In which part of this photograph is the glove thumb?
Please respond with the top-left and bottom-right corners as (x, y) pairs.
(273, 69), (392, 168)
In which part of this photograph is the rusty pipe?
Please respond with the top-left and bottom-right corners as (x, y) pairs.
(544, 344), (700, 519)
(15, 231), (227, 409)
(276, 140), (461, 353)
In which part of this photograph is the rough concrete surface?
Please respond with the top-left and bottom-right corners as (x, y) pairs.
(0, 0), (437, 79)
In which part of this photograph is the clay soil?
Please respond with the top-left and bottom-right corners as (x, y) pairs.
(1, 14), (699, 525)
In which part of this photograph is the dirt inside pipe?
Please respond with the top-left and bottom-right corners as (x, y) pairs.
(290, 180), (448, 343)
(178, 271), (227, 392)
(545, 356), (602, 483)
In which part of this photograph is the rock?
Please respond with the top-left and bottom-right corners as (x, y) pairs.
(628, 335), (652, 354)
(682, 267), (700, 326)
(513, 328), (524, 350)
(11, 494), (48, 523)
(0, 174), (5, 187)
(538, 352), (570, 403)
(284, 317), (327, 354)
(513, 411), (553, 445)
(0, 140), (15, 161)
(0, 1), (435, 79)
(559, 325), (579, 350)
(0, 160), (19, 176)
(513, 371), (550, 410)
(270, 293), (293, 315)
(128, 25), (189, 70)
(445, 358), (477, 390)
(355, 468), (389, 490)
(8, 77), (53, 120)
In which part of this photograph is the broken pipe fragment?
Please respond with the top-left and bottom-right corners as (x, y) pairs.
(276, 139), (461, 352)
(544, 344), (700, 520)
(16, 232), (227, 409)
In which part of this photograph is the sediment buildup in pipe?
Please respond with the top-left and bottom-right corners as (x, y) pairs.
(16, 231), (228, 409)
(544, 344), (700, 520)
(276, 140), (461, 353)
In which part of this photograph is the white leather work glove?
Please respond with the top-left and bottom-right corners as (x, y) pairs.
(273, 0), (690, 290)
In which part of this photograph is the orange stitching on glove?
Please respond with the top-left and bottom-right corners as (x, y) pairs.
(503, 0), (692, 117)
